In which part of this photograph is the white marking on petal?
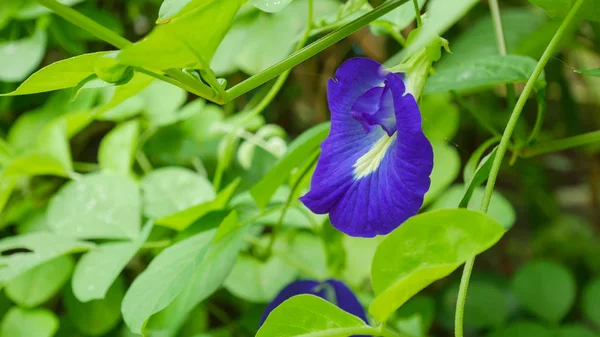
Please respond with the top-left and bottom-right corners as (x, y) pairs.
(353, 133), (396, 179)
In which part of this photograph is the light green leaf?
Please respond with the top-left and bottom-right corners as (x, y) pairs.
(375, 0), (425, 31)
(98, 119), (140, 176)
(47, 172), (141, 240)
(16, 0), (87, 19)
(423, 141), (460, 205)
(0, 307), (59, 337)
(583, 278), (600, 328)
(511, 260), (576, 322)
(420, 93), (460, 141)
(156, 178), (240, 231)
(5, 255), (74, 308)
(121, 230), (215, 334)
(0, 29), (47, 82)
(251, 0), (294, 13)
(158, 0), (192, 22)
(425, 55), (539, 94)
(257, 295), (369, 337)
(96, 73), (154, 115)
(224, 254), (297, 303)
(147, 212), (247, 335)
(119, 0), (244, 70)
(251, 122), (329, 209)
(141, 167), (216, 219)
(429, 185), (515, 230)
(65, 277), (124, 336)
(139, 80), (187, 126)
(575, 67), (600, 77)
(0, 232), (93, 284)
(342, 236), (384, 289)
(1, 52), (107, 96)
(369, 209), (505, 322)
(72, 222), (153, 302)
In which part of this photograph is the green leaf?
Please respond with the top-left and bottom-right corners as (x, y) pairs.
(119, 0), (244, 70)
(393, 295), (436, 336)
(72, 222), (153, 302)
(0, 307), (59, 337)
(511, 260), (576, 322)
(257, 294), (370, 337)
(575, 67), (600, 77)
(460, 148), (497, 208)
(429, 185), (516, 230)
(491, 321), (552, 337)
(5, 255), (74, 308)
(1, 52), (107, 96)
(0, 29), (47, 82)
(158, 0), (192, 22)
(147, 212), (247, 334)
(96, 73), (154, 115)
(375, 0), (425, 31)
(156, 178), (240, 230)
(224, 253), (297, 303)
(556, 325), (599, 337)
(425, 55), (539, 94)
(121, 229), (215, 334)
(0, 232), (93, 284)
(98, 119), (139, 176)
(17, 0), (87, 19)
(423, 141), (461, 205)
(251, 122), (329, 209)
(47, 172), (141, 240)
(528, 0), (600, 22)
(420, 93), (460, 141)
(583, 278), (600, 328)
(65, 277), (124, 336)
(369, 209), (505, 322)
(251, 0), (294, 13)
(141, 167), (216, 219)
(139, 80), (187, 127)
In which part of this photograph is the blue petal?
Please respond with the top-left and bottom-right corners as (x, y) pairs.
(300, 58), (433, 237)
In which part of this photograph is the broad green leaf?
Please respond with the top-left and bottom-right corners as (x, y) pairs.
(65, 278), (124, 336)
(224, 253), (297, 303)
(141, 167), (216, 219)
(5, 255), (74, 308)
(429, 185), (515, 230)
(122, 229), (215, 334)
(147, 212), (247, 334)
(96, 73), (154, 115)
(420, 93), (460, 141)
(158, 0), (192, 22)
(556, 325), (599, 337)
(72, 222), (153, 302)
(583, 278), (600, 327)
(0, 232), (93, 284)
(98, 119), (139, 176)
(251, 122), (329, 209)
(139, 80), (187, 126)
(425, 55), (539, 94)
(492, 321), (552, 337)
(47, 172), (141, 240)
(369, 209), (505, 322)
(423, 141), (460, 205)
(157, 178), (240, 230)
(1, 52), (107, 96)
(119, 0), (244, 70)
(0, 307), (59, 337)
(575, 67), (600, 77)
(0, 29), (47, 82)
(251, 0), (294, 13)
(511, 260), (576, 322)
(257, 295), (369, 337)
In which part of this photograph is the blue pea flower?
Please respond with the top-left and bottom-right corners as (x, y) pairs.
(300, 58), (433, 238)
(260, 279), (368, 327)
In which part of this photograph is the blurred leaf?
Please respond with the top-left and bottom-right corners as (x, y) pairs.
(257, 295), (369, 337)
(98, 119), (140, 177)
(393, 295), (435, 336)
(575, 68), (600, 77)
(251, 122), (329, 209)
(460, 148), (497, 208)
(528, 0), (600, 22)
(0, 307), (59, 337)
(16, 0), (87, 19)
(583, 278), (600, 328)
(511, 260), (576, 322)
(425, 55), (539, 94)
(65, 277), (124, 336)
(72, 222), (153, 302)
(1, 52), (107, 96)
(141, 167), (216, 219)
(96, 73), (154, 115)
(423, 141), (461, 205)
(491, 321), (552, 337)
(119, 0), (244, 70)
(47, 172), (141, 240)
(322, 220), (347, 277)
(0, 29), (47, 83)
(0, 232), (92, 284)
(369, 209), (505, 322)
(251, 0), (294, 13)
(556, 325), (599, 337)
(156, 178), (240, 230)
(374, 0), (425, 31)
(5, 255), (74, 308)
(420, 93), (460, 141)
(139, 80), (187, 127)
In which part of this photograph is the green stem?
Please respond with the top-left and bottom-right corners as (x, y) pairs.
(455, 1), (585, 336)
(521, 130), (600, 158)
(412, 0), (422, 27)
(226, 0), (410, 100)
(489, 0), (516, 109)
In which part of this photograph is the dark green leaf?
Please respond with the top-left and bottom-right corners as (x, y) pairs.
(583, 278), (600, 328)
